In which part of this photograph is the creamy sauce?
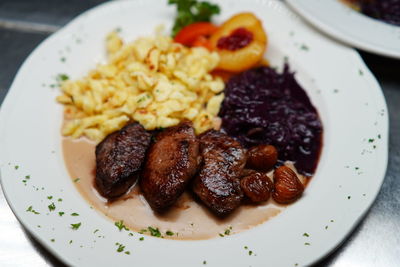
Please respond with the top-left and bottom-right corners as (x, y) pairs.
(63, 138), (284, 240)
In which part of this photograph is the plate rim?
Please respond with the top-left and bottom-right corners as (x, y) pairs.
(286, 0), (400, 59)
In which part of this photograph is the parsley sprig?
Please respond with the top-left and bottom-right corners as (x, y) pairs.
(168, 0), (220, 36)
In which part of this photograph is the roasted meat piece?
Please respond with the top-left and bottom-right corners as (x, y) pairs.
(192, 130), (247, 216)
(141, 121), (200, 212)
(95, 123), (151, 199)
(240, 170), (273, 203)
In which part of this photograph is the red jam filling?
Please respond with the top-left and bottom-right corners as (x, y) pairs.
(217, 27), (254, 51)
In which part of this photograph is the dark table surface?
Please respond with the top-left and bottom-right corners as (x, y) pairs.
(0, 0), (399, 266)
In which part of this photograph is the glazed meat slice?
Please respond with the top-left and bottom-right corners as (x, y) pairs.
(95, 123), (151, 199)
(192, 130), (247, 216)
(141, 121), (200, 212)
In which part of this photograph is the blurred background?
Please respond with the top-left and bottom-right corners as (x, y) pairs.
(0, 0), (399, 266)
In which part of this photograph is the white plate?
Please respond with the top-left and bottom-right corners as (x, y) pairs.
(286, 0), (400, 59)
(0, 0), (389, 266)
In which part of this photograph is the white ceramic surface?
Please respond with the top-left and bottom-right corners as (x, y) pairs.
(286, 0), (400, 59)
(0, 0), (388, 266)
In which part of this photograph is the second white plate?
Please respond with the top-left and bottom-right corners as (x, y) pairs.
(286, 0), (400, 59)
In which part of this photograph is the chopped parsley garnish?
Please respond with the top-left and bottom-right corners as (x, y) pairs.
(48, 203), (56, 211)
(244, 246), (248, 250)
(139, 237), (144, 241)
(58, 198), (62, 202)
(71, 213), (79, 216)
(303, 233), (309, 237)
(115, 220), (128, 231)
(58, 211), (65, 216)
(330, 219), (334, 223)
(203, 260), (207, 265)
(347, 196), (351, 199)
(378, 134), (381, 139)
(60, 57), (66, 62)
(219, 233), (224, 237)
(14, 165), (19, 170)
(325, 225), (329, 230)
(69, 240), (73, 244)
(359, 69), (364, 76)
(304, 242), (311, 246)
(368, 138), (375, 143)
(26, 206), (40, 214)
(300, 44), (309, 51)
(168, 0), (220, 36)
(71, 222), (82, 230)
(166, 230), (174, 236)
(148, 226), (162, 237)
(47, 196), (53, 200)
(115, 242), (125, 252)
(248, 250), (253, 256)
(139, 229), (147, 234)
(57, 73), (69, 82)
(25, 175), (30, 179)
(355, 167), (359, 170)
(94, 229), (99, 234)
(125, 251), (130, 255)
(73, 178), (80, 183)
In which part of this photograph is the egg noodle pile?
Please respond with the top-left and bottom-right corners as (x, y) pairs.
(57, 31), (225, 142)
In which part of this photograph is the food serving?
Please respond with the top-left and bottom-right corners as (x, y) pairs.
(341, 0), (400, 26)
(58, 0), (323, 239)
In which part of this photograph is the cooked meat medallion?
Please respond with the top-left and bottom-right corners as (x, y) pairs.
(141, 121), (201, 212)
(192, 130), (247, 217)
(95, 123), (152, 199)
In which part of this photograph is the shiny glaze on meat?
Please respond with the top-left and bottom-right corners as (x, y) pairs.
(95, 123), (151, 199)
(141, 121), (200, 212)
(192, 130), (247, 216)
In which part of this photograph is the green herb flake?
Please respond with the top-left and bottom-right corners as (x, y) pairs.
(168, 0), (221, 37)
(148, 226), (162, 237)
(378, 134), (381, 139)
(244, 246), (248, 250)
(71, 222), (82, 230)
(359, 69), (364, 76)
(57, 73), (69, 82)
(347, 196), (351, 199)
(71, 213), (79, 216)
(58, 211), (65, 216)
(69, 240), (73, 244)
(47, 196), (53, 200)
(355, 167), (359, 170)
(128, 232), (134, 236)
(125, 251), (130, 255)
(116, 243), (125, 253)
(330, 219), (334, 223)
(139, 229), (147, 234)
(303, 233), (309, 237)
(203, 260), (207, 265)
(166, 230), (174, 236)
(304, 242), (311, 246)
(25, 175), (30, 179)
(224, 229), (231, 235)
(248, 250), (253, 256)
(300, 44), (309, 51)
(48, 203), (56, 211)
(26, 206), (40, 214)
(93, 229), (99, 234)
(14, 165), (19, 170)
(115, 220), (128, 231)
(139, 237), (144, 241)
(74, 178), (80, 183)
(368, 138), (375, 143)
(219, 233), (224, 237)
(57, 198), (62, 202)
(325, 225), (329, 230)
